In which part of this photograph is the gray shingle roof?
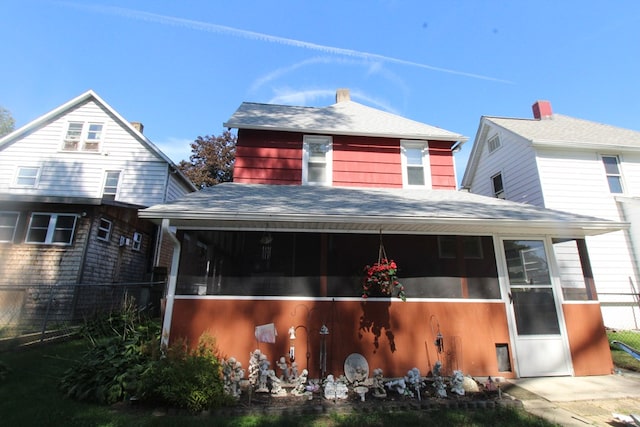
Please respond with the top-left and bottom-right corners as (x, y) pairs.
(223, 101), (466, 142)
(487, 114), (640, 149)
(140, 183), (623, 236)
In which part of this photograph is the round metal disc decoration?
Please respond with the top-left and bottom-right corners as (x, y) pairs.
(344, 353), (369, 383)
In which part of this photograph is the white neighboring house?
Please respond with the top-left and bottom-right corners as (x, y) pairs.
(0, 90), (195, 322)
(461, 100), (640, 329)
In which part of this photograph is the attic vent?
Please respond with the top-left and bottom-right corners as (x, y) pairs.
(488, 135), (501, 153)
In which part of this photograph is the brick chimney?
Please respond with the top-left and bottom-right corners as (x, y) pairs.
(532, 100), (552, 120)
(130, 122), (144, 133)
(336, 88), (350, 103)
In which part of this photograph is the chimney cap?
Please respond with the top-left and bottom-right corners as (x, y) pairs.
(336, 88), (350, 103)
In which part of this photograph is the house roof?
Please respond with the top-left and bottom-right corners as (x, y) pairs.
(0, 90), (197, 192)
(486, 114), (640, 150)
(460, 112), (640, 189)
(139, 183), (624, 236)
(223, 100), (467, 143)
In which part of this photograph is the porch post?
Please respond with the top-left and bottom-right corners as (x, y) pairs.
(161, 218), (181, 349)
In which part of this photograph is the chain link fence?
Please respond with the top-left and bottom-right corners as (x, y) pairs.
(0, 281), (165, 350)
(600, 292), (640, 355)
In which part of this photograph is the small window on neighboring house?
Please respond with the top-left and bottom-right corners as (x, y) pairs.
(103, 171), (121, 197)
(96, 218), (112, 242)
(132, 232), (142, 251)
(401, 141), (430, 187)
(492, 172), (505, 199)
(0, 212), (19, 243)
(15, 167), (40, 187)
(62, 122), (104, 152)
(488, 135), (501, 153)
(26, 213), (78, 245)
(602, 155), (623, 193)
(302, 136), (332, 185)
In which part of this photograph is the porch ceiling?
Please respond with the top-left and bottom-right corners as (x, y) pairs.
(139, 183), (626, 237)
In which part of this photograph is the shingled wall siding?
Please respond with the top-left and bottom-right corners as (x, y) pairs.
(332, 135), (403, 188)
(429, 141), (457, 190)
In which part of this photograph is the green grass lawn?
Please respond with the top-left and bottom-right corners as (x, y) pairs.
(0, 338), (556, 427)
(608, 330), (640, 372)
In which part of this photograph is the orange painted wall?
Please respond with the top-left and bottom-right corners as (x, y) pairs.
(169, 298), (514, 379)
(429, 141), (457, 190)
(562, 303), (614, 375)
(332, 135), (403, 188)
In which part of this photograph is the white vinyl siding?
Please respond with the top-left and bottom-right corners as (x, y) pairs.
(467, 126), (543, 206)
(0, 99), (186, 207)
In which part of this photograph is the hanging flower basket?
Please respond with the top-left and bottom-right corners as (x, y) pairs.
(362, 237), (406, 301)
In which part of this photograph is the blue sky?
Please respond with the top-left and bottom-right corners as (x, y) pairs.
(2, 1), (639, 184)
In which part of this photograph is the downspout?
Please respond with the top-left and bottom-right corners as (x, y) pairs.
(161, 218), (181, 349)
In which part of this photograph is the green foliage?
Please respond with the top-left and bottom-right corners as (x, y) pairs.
(0, 106), (15, 138)
(60, 300), (161, 405)
(138, 333), (232, 412)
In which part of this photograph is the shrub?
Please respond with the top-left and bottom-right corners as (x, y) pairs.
(138, 333), (232, 412)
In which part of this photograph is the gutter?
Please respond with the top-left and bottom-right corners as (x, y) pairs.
(160, 218), (181, 349)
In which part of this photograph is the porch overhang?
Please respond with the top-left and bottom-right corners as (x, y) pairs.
(139, 183), (626, 237)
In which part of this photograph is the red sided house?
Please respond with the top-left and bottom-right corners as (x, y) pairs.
(140, 90), (623, 378)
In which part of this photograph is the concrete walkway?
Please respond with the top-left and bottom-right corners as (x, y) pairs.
(504, 372), (640, 426)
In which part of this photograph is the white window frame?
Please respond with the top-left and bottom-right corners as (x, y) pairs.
(601, 154), (624, 194)
(0, 212), (20, 243)
(302, 135), (333, 186)
(103, 170), (121, 197)
(15, 166), (41, 188)
(96, 218), (112, 242)
(400, 140), (431, 188)
(62, 121), (104, 152)
(132, 231), (142, 251)
(25, 213), (78, 245)
(491, 172), (505, 199)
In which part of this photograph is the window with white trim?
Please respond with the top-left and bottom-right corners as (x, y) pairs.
(15, 166), (40, 187)
(132, 232), (142, 251)
(26, 213), (78, 245)
(492, 172), (505, 199)
(602, 155), (623, 193)
(302, 135), (332, 185)
(103, 170), (121, 196)
(401, 141), (430, 187)
(0, 212), (19, 243)
(96, 218), (112, 242)
(62, 122), (104, 152)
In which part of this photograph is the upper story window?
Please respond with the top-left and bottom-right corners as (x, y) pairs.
(103, 170), (121, 197)
(488, 134), (501, 153)
(132, 231), (143, 251)
(492, 172), (505, 199)
(302, 135), (332, 185)
(15, 166), (40, 187)
(602, 155), (623, 193)
(26, 213), (78, 245)
(62, 122), (104, 152)
(401, 141), (430, 187)
(0, 212), (19, 243)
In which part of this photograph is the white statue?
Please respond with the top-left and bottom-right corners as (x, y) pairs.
(324, 374), (348, 400)
(290, 368), (309, 396)
(406, 367), (425, 400)
(450, 370), (465, 396)
(432, 361), (447, 398)
(276, 356), (290, 382)
(385, 377), (408, 396)
(256, 354), (270, 392)
(290, 361), (299, 381)
(248, 349), (262, 387)
(222, 357), (245, 398)
(371, 368), (387, 398)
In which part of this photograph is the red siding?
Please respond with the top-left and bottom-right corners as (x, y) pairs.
(429, 141), (457, 189)
(234, 129), (303, 184)
(169, 298), (514, 379)
(333, 136), (403, 188)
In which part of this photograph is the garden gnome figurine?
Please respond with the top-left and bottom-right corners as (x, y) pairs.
(450, 370), (465, 396)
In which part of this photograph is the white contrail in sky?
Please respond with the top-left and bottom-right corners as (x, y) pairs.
(58, 2), (513, 84)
